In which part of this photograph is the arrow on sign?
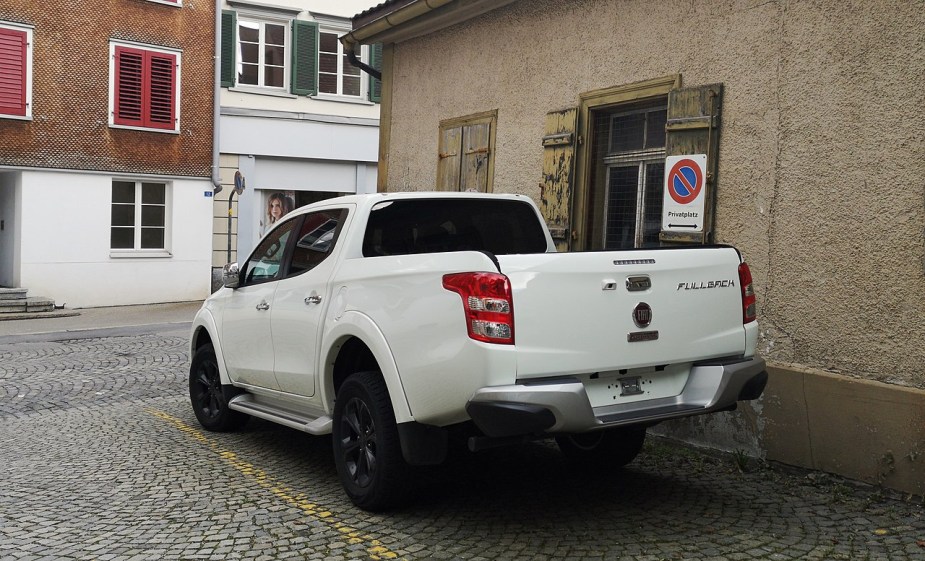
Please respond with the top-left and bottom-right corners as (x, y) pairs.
(669, 224), (699, 228)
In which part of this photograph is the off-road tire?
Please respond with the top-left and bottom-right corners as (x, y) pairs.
(332, 371), (409, 511)
(189, 344), (248, 432)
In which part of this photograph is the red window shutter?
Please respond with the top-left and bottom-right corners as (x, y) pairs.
(114, 46), (176, 130)
(147, 52), (176, 129)
(0, 27), (27, 117)
(114, 46), (144, 125)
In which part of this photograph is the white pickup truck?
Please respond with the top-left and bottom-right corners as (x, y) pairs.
(189, 192), (766, 510)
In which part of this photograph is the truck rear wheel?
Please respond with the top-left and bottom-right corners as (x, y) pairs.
(555, 426), (646, 467)
(333, 371), (409, 511)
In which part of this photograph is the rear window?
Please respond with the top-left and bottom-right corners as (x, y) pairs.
(362, 198), (548, 257)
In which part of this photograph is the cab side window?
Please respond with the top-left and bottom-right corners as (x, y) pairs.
(288, 209), (348, 276)
(242, 216), (298, 285)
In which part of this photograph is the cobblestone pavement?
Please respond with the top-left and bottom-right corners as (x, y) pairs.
(1, 330), (923, 561)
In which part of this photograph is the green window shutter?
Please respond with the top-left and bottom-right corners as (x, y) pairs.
(220, 10), (236, 87)
(368, 43), (382, 103)
(291, 20), (318, 96)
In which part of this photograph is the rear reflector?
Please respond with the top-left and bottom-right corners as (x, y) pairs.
(738, 263), (757, 324)
(443, 272), (514, 344)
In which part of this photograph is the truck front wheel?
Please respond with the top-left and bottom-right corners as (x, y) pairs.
(333, 371), (409, 511)
(555, 426), (646, 467)
(189, 343), (248, 432)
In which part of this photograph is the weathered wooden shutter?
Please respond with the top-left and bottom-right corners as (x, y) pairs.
(540, 107), (578, 251)
(662, 83), (723, 244)
(220, 10), (236, 87)
(437, 126), (462, 191)
(291, 20), (318, 96)
(0, 27), (27, 116)
(460, 122), (491, 192)
(368, 43), (382, 103)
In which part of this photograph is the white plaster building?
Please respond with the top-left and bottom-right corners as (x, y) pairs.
(213, 0), (381, 282)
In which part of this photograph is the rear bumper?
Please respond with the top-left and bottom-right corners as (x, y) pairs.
(466, 356), (767, 438)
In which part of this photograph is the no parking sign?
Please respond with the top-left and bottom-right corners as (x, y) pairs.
(662, 154), (707, 233)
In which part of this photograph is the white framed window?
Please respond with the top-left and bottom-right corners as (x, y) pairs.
(237, 16), (289, 89)
(111, 180), (171, 253)
(108, 41), (181, 133)
(0, 21), (33, 119)
(318, 28), (367, 99)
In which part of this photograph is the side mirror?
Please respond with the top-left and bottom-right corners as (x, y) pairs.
(222, 262), (241, 289)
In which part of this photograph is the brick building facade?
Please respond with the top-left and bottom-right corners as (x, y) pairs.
(0, 0), (217, 307)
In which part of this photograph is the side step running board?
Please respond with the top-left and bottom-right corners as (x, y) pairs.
(228, 395), (332, 435)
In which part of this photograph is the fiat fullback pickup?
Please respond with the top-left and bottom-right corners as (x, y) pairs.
(188, 192), (767, 510)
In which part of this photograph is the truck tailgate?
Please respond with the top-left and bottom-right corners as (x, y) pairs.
(497, 247), (747, 379)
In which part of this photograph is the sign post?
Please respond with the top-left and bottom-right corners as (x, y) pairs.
(228, 171), (246, 264)
(661, 154), (707, 236)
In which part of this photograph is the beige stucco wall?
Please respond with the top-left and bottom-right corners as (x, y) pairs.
(384, 0), (925, 389)
(379, 0), (925, 494)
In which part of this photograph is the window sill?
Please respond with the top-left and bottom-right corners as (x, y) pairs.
(0, 113), (33, 121)
(311, 94), (375, 106)
(110, 250), (173, 259)
(144, 0), (182, 6)
(229, 86), (297, 99)
(109, 124), (180, 135)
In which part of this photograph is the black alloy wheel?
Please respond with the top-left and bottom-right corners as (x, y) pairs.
(333, 371), (408, 511)
(189, 343), (247, 432)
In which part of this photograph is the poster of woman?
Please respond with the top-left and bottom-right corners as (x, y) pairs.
(260, 191), (295, 236)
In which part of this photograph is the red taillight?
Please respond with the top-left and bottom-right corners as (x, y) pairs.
(442, 272), (514, 344)
(738, 262), (757, 324)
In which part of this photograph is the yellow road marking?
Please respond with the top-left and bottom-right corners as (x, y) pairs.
(146, 408), (404, 560)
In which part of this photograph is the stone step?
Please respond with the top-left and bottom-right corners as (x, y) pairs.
(0, 297), (55, 313)
(0, 288), (28, 301)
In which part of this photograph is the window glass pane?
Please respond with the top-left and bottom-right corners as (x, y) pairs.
(239, 63), (258, 85)
(264, 66), (283, 87)
(342, 54), (360, 76)
(238, 22), (259, 43)
(245, 217), (297, 284)
(265, 23), (285, 46)
(289, 210), (346, 275)
(604, 166), (639, 250)
(319, 32), (338, 53)
(342, 75), (360, 97)
(319, 52), (337, 74)
(610, 114), (645, 153)
(240, 43), (258, 64)
(642, 163), (665, 247)
(645, 109), (667, 149)
(141, 227), (165, 249)
(264, 45), (285, 67)
(319, 73), (337, 94)
(111, 227), (134, 249)
(141, 205), (165, 227)
(363, 199), (547, 257)
(111, 205), (135, 227)
(141, 183), (165, 204)
(112, 181), (135, 204)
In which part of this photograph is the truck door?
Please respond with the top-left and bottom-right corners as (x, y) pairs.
(271, 208), (350, 397)
(221, 215), (300, 389)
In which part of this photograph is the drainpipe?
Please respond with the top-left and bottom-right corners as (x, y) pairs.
(211, 0), (222, 193)
(340, 0), (454, 77)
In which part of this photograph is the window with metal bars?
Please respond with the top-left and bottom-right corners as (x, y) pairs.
(586, 99), (667, 250)
(111, 43), (179, 132)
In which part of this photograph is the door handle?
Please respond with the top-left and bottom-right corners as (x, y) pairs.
(256, 301), (270, 311)
(305, 295), (322, 305)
